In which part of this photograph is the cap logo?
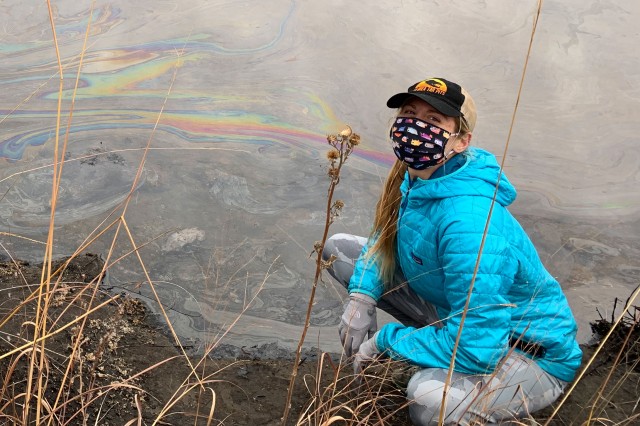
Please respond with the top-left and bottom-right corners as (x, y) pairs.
(413, 78), (447, 95)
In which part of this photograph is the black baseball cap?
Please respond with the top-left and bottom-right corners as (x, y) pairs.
(387, 77), (468, 118)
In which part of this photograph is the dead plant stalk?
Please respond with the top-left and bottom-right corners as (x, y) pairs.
(281, 127), (360, 425)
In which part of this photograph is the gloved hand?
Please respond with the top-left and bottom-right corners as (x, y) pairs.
(339, 293), (377, 357)
(354, 332), (381, 375)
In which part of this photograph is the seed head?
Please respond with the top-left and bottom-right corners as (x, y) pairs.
(326, 149), (340, 160)
(327, 134), (338, 144)
(339, 126), (353, 137)
(348, 133), (361, 146)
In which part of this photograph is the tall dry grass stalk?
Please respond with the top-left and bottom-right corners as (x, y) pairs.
(438, 0), (543, 423)
(281, 127), (361, 425)
(24, 2), (90, 423)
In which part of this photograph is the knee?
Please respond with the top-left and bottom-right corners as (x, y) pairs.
(322, 234), (366, 289)
(322, 233), (349, 261)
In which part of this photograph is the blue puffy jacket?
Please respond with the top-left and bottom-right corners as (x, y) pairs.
(348, 147), (582, 382)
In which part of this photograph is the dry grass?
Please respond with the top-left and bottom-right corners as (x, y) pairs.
(296, 354), (413, 425)
(0, 3), (225, 424)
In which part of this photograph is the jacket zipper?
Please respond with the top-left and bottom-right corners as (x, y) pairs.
(399, 178), (413, 222)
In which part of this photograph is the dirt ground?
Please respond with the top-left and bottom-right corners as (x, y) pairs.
(1, 255), (638, 425)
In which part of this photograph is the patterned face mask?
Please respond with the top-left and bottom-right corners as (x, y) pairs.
(390, 117), (455, 170)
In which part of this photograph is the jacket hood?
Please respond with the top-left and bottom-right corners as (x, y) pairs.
(401, 147), (517, 207)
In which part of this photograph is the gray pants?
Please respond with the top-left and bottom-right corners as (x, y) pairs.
(323, 233), (566, 425)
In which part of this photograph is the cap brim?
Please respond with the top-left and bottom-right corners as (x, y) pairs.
(386, 92), (462, 117)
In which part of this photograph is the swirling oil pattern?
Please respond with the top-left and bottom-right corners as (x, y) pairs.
(1, 0), (639, 349)
(0, 1), (389, 166)
(0, 108), (391, 165)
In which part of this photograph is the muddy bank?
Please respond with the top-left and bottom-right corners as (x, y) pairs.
(1, 255), (638, 425)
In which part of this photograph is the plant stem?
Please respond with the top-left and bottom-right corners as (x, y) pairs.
(281, 129), (355, 425)
(282, 175), (338, 426)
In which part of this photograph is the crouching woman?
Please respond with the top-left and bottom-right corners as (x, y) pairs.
(323, 77), (582, 425)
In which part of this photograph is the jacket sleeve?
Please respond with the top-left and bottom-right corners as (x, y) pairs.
(347, 234), (386, 301)
(376, 210), (516, 374)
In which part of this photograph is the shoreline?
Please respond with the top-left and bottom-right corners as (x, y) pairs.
(1, 254), (638, 424)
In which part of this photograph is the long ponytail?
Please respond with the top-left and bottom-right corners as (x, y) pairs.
(366, 159), (407, 289)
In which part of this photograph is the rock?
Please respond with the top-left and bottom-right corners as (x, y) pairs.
(162, 228), (205, 252)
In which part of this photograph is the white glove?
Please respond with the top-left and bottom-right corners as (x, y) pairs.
(354, 332), (381, 375)
(339, 293), (378, 357)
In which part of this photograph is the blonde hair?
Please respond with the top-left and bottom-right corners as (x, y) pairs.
(367, 115), (472, 288)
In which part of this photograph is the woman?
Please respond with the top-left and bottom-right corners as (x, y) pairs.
(323, 77), (582, 425)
